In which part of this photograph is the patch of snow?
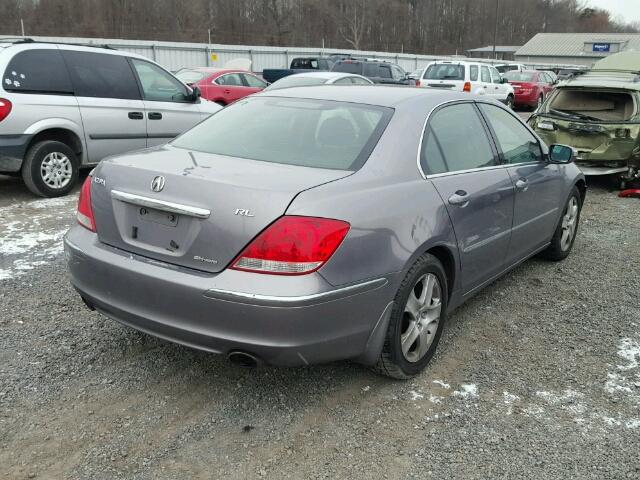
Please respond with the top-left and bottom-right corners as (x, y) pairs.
(432, 380), (450, 389)
(409, 390), (424, 401)
(502, 391), (520, 415)
(616, 338), (640, 371)
(428, 395), (443, 404)
(453, 383), (478, 399)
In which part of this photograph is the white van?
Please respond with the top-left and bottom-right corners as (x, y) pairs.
(419, 61), (514, 108)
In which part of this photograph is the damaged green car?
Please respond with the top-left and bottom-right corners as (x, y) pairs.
(529, 52), (640, 186)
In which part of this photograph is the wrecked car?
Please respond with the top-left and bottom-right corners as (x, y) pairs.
(529, 52), (640, 187)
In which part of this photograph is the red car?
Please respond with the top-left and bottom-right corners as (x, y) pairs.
(175, 68), (267, 106)
(504, 70), (555, 109)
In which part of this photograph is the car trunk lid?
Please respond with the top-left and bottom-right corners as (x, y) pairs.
(91, 146), (352, 273)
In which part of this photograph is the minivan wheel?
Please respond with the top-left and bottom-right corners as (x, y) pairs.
(541, 186), (582, 261)
(21, 140), (79, 197)
(373, 253), (448, 379)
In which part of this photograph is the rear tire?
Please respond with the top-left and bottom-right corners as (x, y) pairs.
(506, 94), (514, 110)
(541, 186), (582, 261)
(373, 253), (448, 379)
(21, 140), (79, 197)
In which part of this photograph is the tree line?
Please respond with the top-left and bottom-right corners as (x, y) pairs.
(2, 0), (638, 55)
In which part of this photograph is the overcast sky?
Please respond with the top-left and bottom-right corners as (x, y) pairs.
(586, 0), (640, 24)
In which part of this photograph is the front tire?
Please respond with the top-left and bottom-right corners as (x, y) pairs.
(541, 186), (582, 261)
(21, 140), (79, 197)
(373, 254), (448, 379)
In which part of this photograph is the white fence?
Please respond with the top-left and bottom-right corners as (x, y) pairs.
(0, 35), (582, 72)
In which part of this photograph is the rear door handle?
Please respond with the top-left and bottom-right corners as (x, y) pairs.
(148, 112), (162, 120)
(128, 111), (143, 120)
(515, 179), (529, 191)
(448, 190), (470, 207)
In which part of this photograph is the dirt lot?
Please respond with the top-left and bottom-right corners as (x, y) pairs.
(1, 173), (639, 479)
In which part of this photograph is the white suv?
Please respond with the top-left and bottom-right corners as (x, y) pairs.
(419, 61), (514, 108)
(0, 40), (221, 197)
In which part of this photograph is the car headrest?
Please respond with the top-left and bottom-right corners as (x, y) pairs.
(317, 116), (356, 148)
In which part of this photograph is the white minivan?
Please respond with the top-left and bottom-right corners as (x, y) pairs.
(419, 61), (514, 108)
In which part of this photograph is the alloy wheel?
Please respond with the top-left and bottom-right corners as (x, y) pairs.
(400, 273), (442, 363)
(560, 196), (579, 251)
(41, 152), (73, 190)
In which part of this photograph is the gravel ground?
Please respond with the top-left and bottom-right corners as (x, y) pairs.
(1, 174), (639, 480)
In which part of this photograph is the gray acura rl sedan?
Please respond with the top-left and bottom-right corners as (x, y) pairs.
(64, 86), (585, 378)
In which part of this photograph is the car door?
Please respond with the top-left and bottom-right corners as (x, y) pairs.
(477, 102), (565, 264)
(421, 102), (515, 292)
(61, 49), (147, 163)
(479, 65), (492, 98)
(489, 66), (507, 101)
(539, 72), (554, 96)
(214, 72), (250, 104)
(129, 58), (203, 148)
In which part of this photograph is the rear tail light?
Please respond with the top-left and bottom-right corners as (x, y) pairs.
(415, 79), (421, 87)
(77, 176), (96, 232)
(0, 98), (12, 122)
(231, 216), (350, 275)
(463, 82), (471, 92)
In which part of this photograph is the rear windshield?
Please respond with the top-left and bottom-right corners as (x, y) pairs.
(423, 64), (464, 80)
(504, 72), (536, 82)
(266, 76), (327, 91)
(175, 70), (209, 84)
(332, 62), (362, 75)
(172, 97), (393, 170)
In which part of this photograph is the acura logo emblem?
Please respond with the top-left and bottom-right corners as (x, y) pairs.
(151, 175), (165, 192)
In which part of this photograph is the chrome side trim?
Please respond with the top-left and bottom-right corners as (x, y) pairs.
(203, 278), (388, 307)
(110, 190), (211, 219)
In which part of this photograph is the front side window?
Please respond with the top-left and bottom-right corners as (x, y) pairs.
(172, 97), (393, 171)
(425, 103), (496, 173)
(242, 73), (267, 89)
(63, 51), (140, 100)
(479, 103), (542, 164)
(130, 59), (189, 102)
(490, 67), (502, 84)
(3, 49), (72, 94)
(481, 66), (491, 83)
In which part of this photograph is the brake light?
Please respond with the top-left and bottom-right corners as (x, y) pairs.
(231, 216), (350, 275)
(463, 82), (471, 93)
(77, 176), (96, 232)
(415, 79), (421, 87)
(0, 98), (12, 122)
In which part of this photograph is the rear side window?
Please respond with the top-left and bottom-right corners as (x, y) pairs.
(3, 49), (72, 94)
(424, 64), (464, 81)
(172, 97), (393, 171)
(420, 129), (448, 175)
(332, 62), (362, 75)
(469, 65), (478, 81)
(216, 73), (244, 86)
(62, 51), (140, 100)
(424, 103), (496, 173)
(242, 74), (267, 88)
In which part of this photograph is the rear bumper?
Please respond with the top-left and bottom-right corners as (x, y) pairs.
(0, 134), (31, 173)
(64, 226), (396, 367)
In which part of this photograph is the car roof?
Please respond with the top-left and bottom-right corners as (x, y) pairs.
(592, 51), (640, 73)
(285, 71), (358, 80)
(259, 85), (479, 108)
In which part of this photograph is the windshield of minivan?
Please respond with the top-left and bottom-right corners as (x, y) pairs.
(175, 70), (209, 84)
(172, 97), (393, 170)
(424, 64), (464, 80)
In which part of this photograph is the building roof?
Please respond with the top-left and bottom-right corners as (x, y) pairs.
(467, 45), (521, 53)
(516, 33), (640, 58)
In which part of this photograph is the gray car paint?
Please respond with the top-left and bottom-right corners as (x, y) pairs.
(64, 86), (585, 367)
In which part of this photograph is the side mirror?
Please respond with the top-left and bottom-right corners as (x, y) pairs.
(188, 86), (201, 102)
(501, 77), (508, 84)
(549, 144), (575, 164)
